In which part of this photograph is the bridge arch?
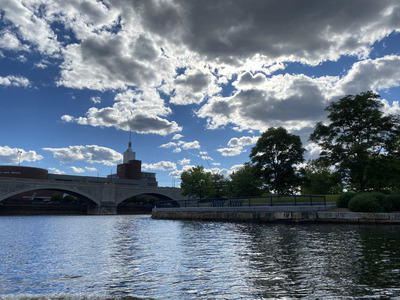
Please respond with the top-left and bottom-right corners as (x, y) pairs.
(115, 189), (182, 206)
(0, 185), (99, 206)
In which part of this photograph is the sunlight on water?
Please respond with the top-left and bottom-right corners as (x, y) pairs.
(1, 215), (400, 299)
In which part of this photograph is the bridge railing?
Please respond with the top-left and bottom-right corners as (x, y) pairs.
(154, 195), (328, 208)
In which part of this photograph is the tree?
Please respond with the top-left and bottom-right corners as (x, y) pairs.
(210, 173), (229, 198)
(180, 166), (214, 199)
(364, 140), (400, 192)
(309, 91), (400, 192)
(229, 163), (263, 197)
(302, 159), (341, 194)
(250, 127), (305, 195)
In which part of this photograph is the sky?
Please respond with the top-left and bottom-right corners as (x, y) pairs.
(1, 0), (400, 187)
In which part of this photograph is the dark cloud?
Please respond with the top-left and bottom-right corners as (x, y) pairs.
(129, 0), (399, 64)
(124, 114), (181, 135)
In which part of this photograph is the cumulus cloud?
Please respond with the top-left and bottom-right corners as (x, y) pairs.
(217, 147), (244, 157)
(160, 140), (201, 152)
(85, 167), (97, 172)
(338, 55), (400, 95)
(0, 1), (60, 55)
(43, 145), (122, 166)
(0, 146), (43, 164)
(228, 136), (259, 147)
(0, 75), (30, 87)
(0, 31), (29, 51)
(169, 68), (221, 105)
(142, 161), (177, 171)
(90, 96), (101, 104)
(198, 54), (400, 133)
(62, 88), (182, 135)
(128, 0), (399, 66)
(178, 158), (191, 165)
(48, 168), (65, 175)
(70, 166), (84, 173)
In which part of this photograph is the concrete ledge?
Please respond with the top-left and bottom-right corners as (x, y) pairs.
(152, 206), (400, 224)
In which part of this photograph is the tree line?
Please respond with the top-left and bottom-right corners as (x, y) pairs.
(180, 91), (400, 199)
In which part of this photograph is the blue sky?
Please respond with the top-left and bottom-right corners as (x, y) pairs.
(1, 0), (400, 187)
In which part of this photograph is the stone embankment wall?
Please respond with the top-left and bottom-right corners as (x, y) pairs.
(152, 206), (400, 224)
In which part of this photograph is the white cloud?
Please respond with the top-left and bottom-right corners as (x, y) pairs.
(70, 166), (84, 173)
(169, 68), (221, 105)
(0, 75), (30, 87)
(201, 155), (213, 161)
(0, 31), (29, 51)
(178, 158), (191, 165)
(198, 54), (400, 133)
(43, 145), (122, 166)
(85, 167), (97, 172)
(62, 88), (182, 135)
(217, 147), (244, 157)
(337, 55), (400, 95)
(48, 168), (65, 175)
(172, 134), (183, 140)
(0, 146), (43, 164)
(180, 140), (201, 150)
(227, 136), (259, 147)
(90, 96), (101, 104)
(142, 161), (177, 171)
(0, 0), (60, 55)
(160, 142), (177, 149)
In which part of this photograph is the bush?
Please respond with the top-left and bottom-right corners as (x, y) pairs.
(387, 193), (400, 211)
(348, 194), (384, 213)
(370, 192), (392, 212)
(336, 192), (356, 208)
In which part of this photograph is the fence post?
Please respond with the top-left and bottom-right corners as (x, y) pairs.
(324, 195), (326, 206)
(248, 197), (251, 207)
(294, 195), (297, 206)
(310, 195), (313, 206)
(270, 195), (273, 206)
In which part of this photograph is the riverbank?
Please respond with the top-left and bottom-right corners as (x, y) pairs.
(151, 205), (400, 224)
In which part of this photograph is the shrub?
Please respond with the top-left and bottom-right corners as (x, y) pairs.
(387, 193), (400, 211)
(348, 194), (384, 213)
(370, 192), (391, 212)
(336, 192), (356, 208)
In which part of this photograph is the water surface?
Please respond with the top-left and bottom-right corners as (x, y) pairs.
(1, 215), (400, 299)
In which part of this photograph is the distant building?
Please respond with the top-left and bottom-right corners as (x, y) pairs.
(114, 136), (158, 186)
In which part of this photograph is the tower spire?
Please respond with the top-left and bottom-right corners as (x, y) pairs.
(128, 130), (132, 150)
(123, 131), (136, 163)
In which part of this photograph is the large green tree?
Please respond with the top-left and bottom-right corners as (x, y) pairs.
(180, 166), (214, 199)
(229, 163), (263, 197)
(250, 127), (305, 195)
(309, 91), (400, 192)
(302, 159), (341, 194)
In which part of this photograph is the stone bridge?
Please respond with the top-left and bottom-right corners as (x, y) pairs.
(0, 177), (183, 214)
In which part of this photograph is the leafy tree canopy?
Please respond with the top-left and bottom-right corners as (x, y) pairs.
(250, 127), (305, 195)
(180, 166), (214, 199)
(302, 159), (341, 194)
(309, 91), (400, 192)
(229, 163), (263, 197)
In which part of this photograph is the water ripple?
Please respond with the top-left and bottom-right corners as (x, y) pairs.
(1, 216), (400, 299)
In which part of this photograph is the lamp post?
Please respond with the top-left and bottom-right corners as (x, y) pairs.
(18, 150), (22, 166)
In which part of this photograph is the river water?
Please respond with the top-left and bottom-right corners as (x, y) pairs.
(0, 215), (400, 299)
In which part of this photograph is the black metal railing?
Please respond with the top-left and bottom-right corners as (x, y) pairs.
(155, 195), (327, 208)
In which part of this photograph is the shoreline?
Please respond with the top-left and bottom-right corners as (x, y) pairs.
(151, 206), (400, 224)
